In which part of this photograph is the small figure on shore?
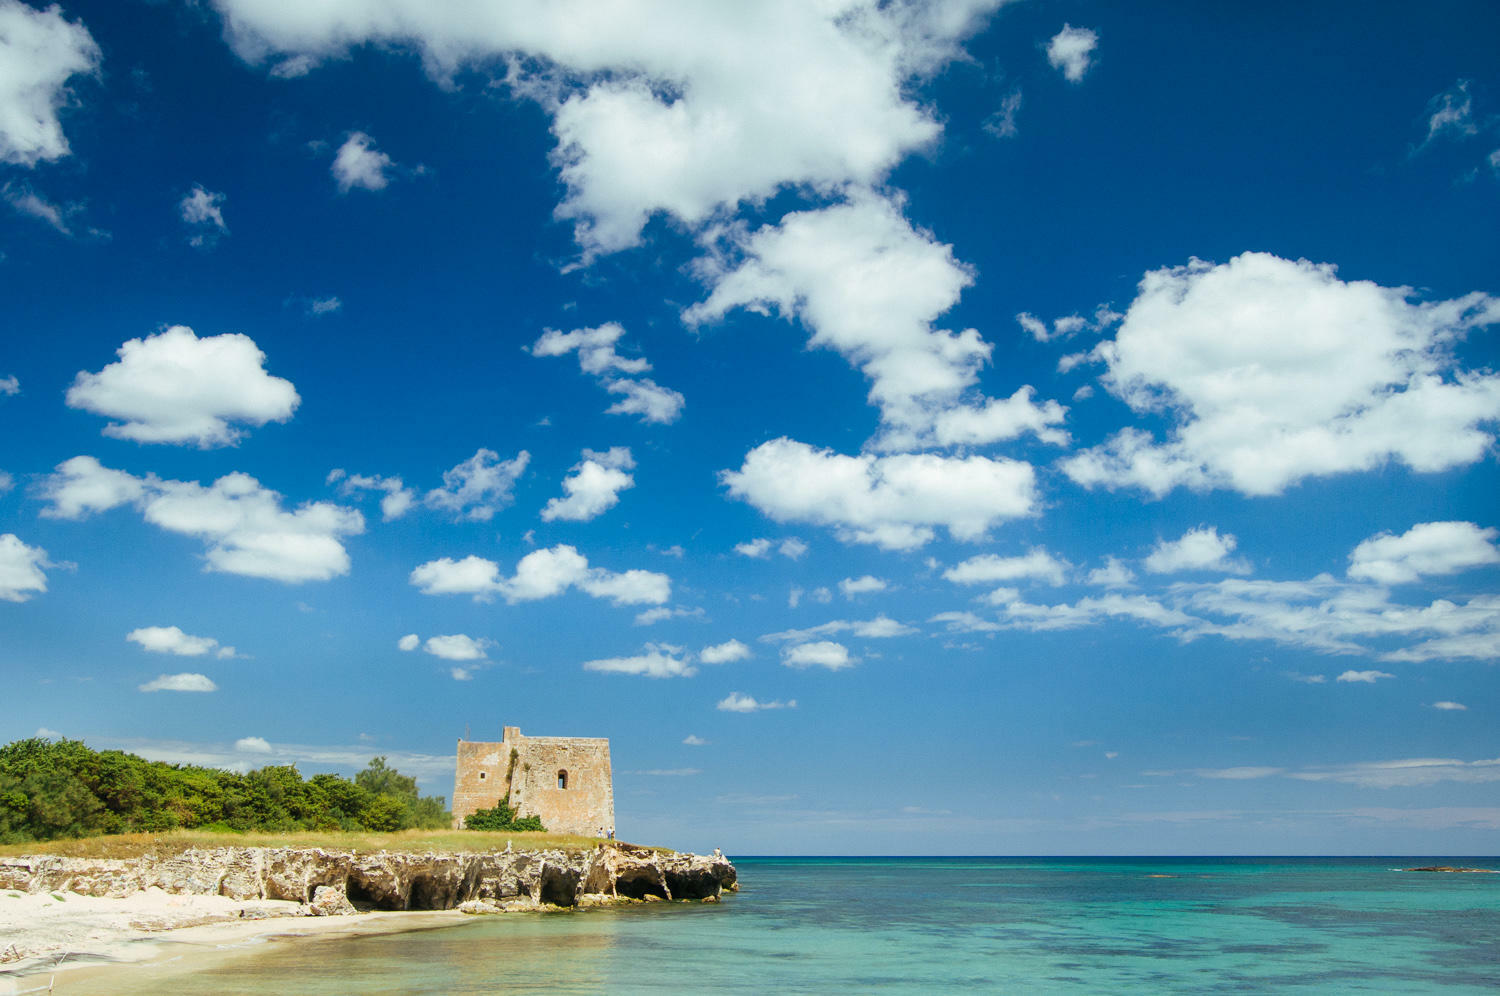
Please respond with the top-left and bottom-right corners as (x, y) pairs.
(713, 847), (723, 860)
(608, 826), (615, 840)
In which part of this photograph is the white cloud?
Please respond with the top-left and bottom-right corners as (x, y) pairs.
(762, 616), (917, 642)
(1348, 521), (1500, 584)
(5, 181), (80, 234)
(930, 610), (1002, 633)
(682, 735), (708, 746)
(1289, 756), (1498, 787)
(334, 472), (416, 521)
(1086, 557), (1135, 588)
(1063, 253), (1500, 496)
(234, 736), (272, 753)
(542, 447), (635, 522)
(0, 374), (17, 395)
(999, 594), (1200, 633)
(397, 633), (419, 651)
(127, 625), (235, 658)
(1337, 670), (1394, 684)
(716, 692), (797, 713)
(530, 323), (684, 424)
(1422, 80), (1477, 146)
(0, 533), (53, 602)
(66, 326), (299, 447)
(307, 295), (342, 315)
(1046, 24), (1098, 83)
(213, 0), (1006, 257)
(423, 634), (490, 661)
(42, 456), (364, 583)
(450, 666), (476, 681)
(690, 192), (1064, 451)
(583, 643), (696, 679)
(1432, 701), (1468, 711)
(634, 605), (704, 625)
(424, 448), (530, 521)
(410, 543), (669, 606)
(331, 131), (392, 192)
(734, 538), (771, 559)
(838, 575), (887, 598)
(782, 640), (854, 670)
(179, 184), (227, 246)
(1143, 527), (1250, 575)
(0, 0), (99, 166)
(982, 87), (1021, 139)
(700, 639), (751, 665)
(722, 437), (1037, 550)
(778, 537), (808, 560)
(139, 672), (218, 693)
(944, 549), (1069, 586)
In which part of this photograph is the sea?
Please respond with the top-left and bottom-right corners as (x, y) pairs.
(62, 857), (1500, 994)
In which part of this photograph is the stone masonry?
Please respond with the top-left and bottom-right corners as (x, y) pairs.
(452, 727), (615, 836)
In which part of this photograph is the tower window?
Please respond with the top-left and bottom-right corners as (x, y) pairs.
(478, 771), (486, 781)
(557, 769), (568, 790)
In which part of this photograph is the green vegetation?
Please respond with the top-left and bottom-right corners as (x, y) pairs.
(463, 797), (545, 832)
(0, 738), (451, 844)
(0, 828), (618, 860)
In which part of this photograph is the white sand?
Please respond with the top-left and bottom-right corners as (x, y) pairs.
(0, 889), (464, 994)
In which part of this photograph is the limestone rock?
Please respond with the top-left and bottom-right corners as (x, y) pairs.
(309, 884), (357, 916)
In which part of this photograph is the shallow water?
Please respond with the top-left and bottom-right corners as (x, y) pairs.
(62, 857), (1500, 994)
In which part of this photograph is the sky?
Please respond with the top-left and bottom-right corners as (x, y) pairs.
(1, 0), (1497, 856)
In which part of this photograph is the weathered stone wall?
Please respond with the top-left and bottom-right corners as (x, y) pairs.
(453, 728), (615, 836)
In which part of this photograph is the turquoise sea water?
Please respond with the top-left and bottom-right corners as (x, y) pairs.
(68, 857), (1500, 993)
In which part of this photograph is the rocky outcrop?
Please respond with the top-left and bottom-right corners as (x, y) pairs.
(0, 843), (737, 913)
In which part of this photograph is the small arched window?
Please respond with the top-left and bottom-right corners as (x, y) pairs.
(557, 769), (569, 790)
(478, 771), (487, 781)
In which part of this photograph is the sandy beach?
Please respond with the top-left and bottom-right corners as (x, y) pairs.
(0, 889), (464, 994)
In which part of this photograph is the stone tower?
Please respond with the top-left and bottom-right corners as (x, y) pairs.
(452, 727), (614, 836)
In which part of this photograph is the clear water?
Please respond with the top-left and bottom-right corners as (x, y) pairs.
(69, 857), (1500, 993)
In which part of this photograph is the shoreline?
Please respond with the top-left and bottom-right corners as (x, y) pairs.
(0, 892), (469, 995)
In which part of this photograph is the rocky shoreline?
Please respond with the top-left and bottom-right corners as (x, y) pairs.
(0, 842), (736, 975)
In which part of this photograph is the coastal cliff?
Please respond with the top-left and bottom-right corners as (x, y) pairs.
(0, 842), (736, 912)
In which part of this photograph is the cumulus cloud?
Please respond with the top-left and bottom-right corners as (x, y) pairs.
(722, 437), (1037, 550)
(716, 692), (797, 713)
(1432, 701), (1468, 711)
(234, 736), (271, 753)
(1143, 527), (1250, 575)
(583, 643), (696, 679)
(331, 131), (392, 192)
(634, 605), (705, 626)
(424, 449), (530, 521)
(782, 640), (854, 670)
(1046, 25), (1098, 83)
(179, 184), (227, 246)
(682, 735), (708, 746)
(0, 533), (54, 602)
(734, 538), (771, 559)
(0, 374), (17, 395)
(66, 326), (299, 447)
(944, 549), (1069, 586)
(1347, 521), (1500, 584)
(423, 634), (490, 661)
(762, 616), (917, 642)
(139, 672), (218, 693)
(212, 0), (1004, 257)
(410, 544), (669, 606)
(1337, 670), (1394, 683)
(1421, 80), (1477, 147)
(542, 447), (635, 522)
(699, 639), (751, 665)
(0, 0), (99, 166)
(397, 633), (419, 651)
(778, 538), (809, 560)
(690, 193), (1065, 450)
(1086, 557), (1135, 588)
(42, 456), (364, 583)
(331, 471), (416, 521)
(531, 324), (683, 424)
(127, 625), (236, 659)
(838, 575), (887, 598)
(1063, 253), (1500, 497)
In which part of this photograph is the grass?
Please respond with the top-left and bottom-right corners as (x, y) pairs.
(0, 829), (667, 860)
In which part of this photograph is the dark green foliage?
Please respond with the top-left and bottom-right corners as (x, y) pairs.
(0, 738), (451, 843)
(463, 797), (545, 833)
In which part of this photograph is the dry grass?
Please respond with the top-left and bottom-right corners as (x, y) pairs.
(0, 829), (666, 860)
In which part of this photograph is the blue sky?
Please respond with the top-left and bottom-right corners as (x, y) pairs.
(2, 0), (1498, 855)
